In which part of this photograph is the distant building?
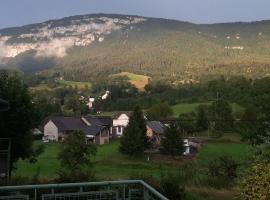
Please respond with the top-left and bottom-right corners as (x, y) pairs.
(112, 112), (132, 137)
(146, 121), (166, 145)
(42, 116), (110, 145)
(87, 98), (95, 109)
(101, 91), (110, 100)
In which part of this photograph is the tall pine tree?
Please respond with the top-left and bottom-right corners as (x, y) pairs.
(160, 123), (184, 159)
(119, 106), (148, 156)
(196, 105), (210, 131)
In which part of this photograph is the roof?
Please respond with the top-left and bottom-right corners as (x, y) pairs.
(0, 99), (9, 112)
(147, 121), (166, 134)
(85, 116), (112, 126)
(45, 117), (106, 136)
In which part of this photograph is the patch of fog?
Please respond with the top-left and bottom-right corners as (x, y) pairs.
(0, 41), (6, 63)
(35, 39), (74, 58)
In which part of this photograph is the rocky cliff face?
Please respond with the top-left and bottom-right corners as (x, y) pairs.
(0, 15), (146, 59)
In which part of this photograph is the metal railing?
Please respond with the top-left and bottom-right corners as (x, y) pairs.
(0, 180), (168, 200)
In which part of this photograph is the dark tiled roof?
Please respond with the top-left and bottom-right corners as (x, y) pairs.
(47, 117), (106, 136)
(51, 117), (84, 131)
(84, 125), (106, 136)
(147, 121), (166, 134)
(85, 116), (112, 126)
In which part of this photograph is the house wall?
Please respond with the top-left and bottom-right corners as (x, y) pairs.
(44, 120), (59, 141)
(113, 114), (129, 127)
(146, 126), (154, 138)
(95, 129), (109, 145)
(112, 114), (129, 137)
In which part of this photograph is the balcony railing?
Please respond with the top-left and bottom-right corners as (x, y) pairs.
(0, 180), (168, 200)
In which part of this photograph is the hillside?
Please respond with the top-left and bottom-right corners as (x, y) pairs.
(1, 14), (270, 82)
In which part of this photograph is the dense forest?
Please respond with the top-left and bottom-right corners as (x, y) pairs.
(1, 14), (270, 82)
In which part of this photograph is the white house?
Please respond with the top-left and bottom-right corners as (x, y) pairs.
(86, 98), (95, 109)
(101, 91), (110, 100)
(111, 112), (132, 137)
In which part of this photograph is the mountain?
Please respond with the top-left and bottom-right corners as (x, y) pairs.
(1, 13), (270, 82)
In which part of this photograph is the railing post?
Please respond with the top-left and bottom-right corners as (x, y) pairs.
(144, 187), (149, 200)
(123, 184), (126, 200)
(79, 186), (83, 192)
(34, 188), (37, 200)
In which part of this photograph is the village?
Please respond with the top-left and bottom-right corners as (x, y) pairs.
(41, 112), (200, 156)
(1, 2), (270, 199)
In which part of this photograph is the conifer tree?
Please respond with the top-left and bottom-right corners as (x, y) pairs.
(160, 123), (184, 159)
(196, 105), (209, 131)
(119, 106), (148, 155)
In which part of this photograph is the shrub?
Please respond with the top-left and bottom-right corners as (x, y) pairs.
(240, 163), (270, 200)
(160, 173), (186, 200)
(205, 155), (239, 188)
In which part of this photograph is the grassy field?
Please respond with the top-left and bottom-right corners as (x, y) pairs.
(30, 80), (92, 91)
(197, 143), (250, 165)
(172, 102), (244, 117)
(112, 72), (150, 91)
(30, 84), (53, 91)
(14, 140), (249, 200)
(14, 140), (249, 180)
(58, 80), (92, 89)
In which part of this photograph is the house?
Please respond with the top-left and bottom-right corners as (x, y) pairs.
(146, 120), (198, 156)
(43, 116), (110, 145)
(112, 112), (132, 137)
(85, 116), (112, 134)
(146, 121), (166, 145)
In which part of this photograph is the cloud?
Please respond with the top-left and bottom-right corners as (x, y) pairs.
(35, 38), (74, 58)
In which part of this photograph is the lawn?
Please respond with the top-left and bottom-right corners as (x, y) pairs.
(15, 140), (180, 179)
(58, 80), (92, 89)
(171, 102), (244, 117)
(30, 80), (92, 92)
(172, 103), (208, 117)
(14, 140), (249, 181)
(197, 143), (250, 165)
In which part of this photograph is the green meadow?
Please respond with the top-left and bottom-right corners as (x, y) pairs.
(15, 140), (249, 180)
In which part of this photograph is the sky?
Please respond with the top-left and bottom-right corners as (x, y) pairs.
(1, 0), (270, 29)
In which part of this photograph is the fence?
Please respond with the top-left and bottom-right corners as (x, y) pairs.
(0, 180), (168, 200)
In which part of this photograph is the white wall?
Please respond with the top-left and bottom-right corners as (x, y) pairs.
(113, 114), (129, 127)
(44, 120), (59, 141)
(113, 114), (129, 136)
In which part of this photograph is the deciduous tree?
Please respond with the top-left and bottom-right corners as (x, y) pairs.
(57, 131), (97, 182)
(0, 71), (39, 172)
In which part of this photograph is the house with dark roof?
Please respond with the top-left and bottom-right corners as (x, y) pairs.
(146, 121), (166, 145)
(43, 116), (110, 145)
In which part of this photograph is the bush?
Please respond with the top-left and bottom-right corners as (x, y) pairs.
(205, 155), (239, 188)
(55, 169), (96, 183)
(160, 173), (186, 200)
(129, 172), (186, 199)
(240, 163), (270, 200)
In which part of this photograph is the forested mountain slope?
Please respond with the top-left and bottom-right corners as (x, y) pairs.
(1, 14), (270, 82)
